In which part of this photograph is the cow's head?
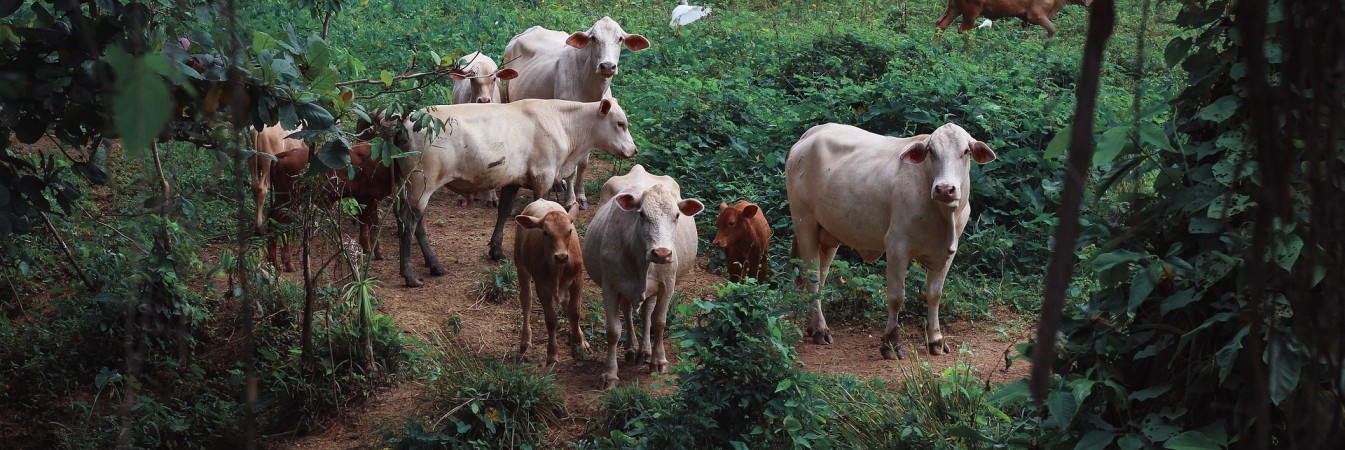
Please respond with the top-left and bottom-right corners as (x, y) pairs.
(712, 201), (760, 249)
(899, 123), (996, 208)
(450, 52), (519, 103)
(594, 98), (638, 159)
(566, 16), (650, 78)
(516, 202), (582, 266)
(614, 183), (703, 265)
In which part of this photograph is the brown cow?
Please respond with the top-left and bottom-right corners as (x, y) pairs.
(935, 0), (1092, 37)
(514, 199), (591, 366)
(266, 142), (395, 272)
(711, 200), (771, 283)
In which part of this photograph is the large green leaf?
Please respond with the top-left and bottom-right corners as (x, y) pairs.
(316, 138), (351, 170)
(1214, 325), (1249, 382)
(1047, 391), (1077, 428)
(296, 102), (335, 130)
(1164, 430), (1222, 450)
(1076, 430), (1115, 450)
(1093, 125), (1133, 167)
(107, 48), (172, 158)
(1045, 125), (1071, 159)
(1265, 335), (1302, 406)
(1197, 96), (1239, 123)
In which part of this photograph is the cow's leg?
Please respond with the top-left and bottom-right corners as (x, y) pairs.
(1027, 13), (1057, 38)
(251, 158), (272, 235)
(881, 253), (911, 360)
(934, 3), (958, 31)
(922, 256), (955, 355)
(622, 296), (638, 362)
(518, 268), (535, 361)
(484, 188), (499, 208)
(369, 206), (386, 260)
(601, 288), (624, 389)
(565, 155), (590, 210)
(397, 200), (427, 287)
(415, 213), (446, 276)
(958, 12), (979, 33)
(639, 293), (655, 364)
(808, 231), (841, 345)
(489, 185), (522, 261)
(649, 286), (673, 374)
(539, 282), (561, 366)
(565, 278), (591, 359)
(791, 218), (832, 344)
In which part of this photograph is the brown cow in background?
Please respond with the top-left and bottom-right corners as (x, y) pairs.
(712, 200), (771, 284)
(935, 0), (1092, 37)
(266, 142), (395, 272)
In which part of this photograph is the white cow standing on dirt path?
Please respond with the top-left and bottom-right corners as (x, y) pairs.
(504, 16), (650, 210)
(785, 123), (996, 359)
(392, 98), (638, 287)
(584, 164), (702, 389)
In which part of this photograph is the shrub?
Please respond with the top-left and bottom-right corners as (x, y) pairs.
(472, 260), (518, 305)
(383, 352), (564, 450)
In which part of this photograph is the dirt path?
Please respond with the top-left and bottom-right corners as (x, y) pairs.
(270, 160), (1033, 449)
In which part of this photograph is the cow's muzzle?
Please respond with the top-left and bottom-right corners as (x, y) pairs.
(598, 62), (617, 77)
(475, 96), (492, 103)
(553, 253), (570, 264)
(649, 248), (673, 264)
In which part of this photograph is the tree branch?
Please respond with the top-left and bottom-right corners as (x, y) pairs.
(1031, 0), (1116, 402)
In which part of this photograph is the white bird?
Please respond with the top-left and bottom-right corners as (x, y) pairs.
(978, 19), (992, 29)
(671, 0), (712, 27)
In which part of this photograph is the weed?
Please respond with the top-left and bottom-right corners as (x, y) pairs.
(471, 260), (517, 305)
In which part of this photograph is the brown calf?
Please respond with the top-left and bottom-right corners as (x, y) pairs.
(712, 200), (772, 283)
(935, 0), (1092, 37)
(514, 199), (591, 366)
(266, 142), (395, 272)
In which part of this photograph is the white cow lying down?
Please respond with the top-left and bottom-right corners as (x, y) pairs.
(393, 98), (638, 287)
(785, 122), (996, 359)
(584, 164), (702, 389)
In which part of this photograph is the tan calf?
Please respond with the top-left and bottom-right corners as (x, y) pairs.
(514, 199), (590, 366)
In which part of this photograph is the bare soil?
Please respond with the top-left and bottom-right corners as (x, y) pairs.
(267, 159), (1033, 450)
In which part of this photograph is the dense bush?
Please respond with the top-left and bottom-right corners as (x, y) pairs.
(383, 352), (564, 450)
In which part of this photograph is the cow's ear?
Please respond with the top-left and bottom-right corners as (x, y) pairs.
(718, 202), (729, 211)
(970, 141), (997, 164)
(448, 69), (468, 81)
(679, 199), (705, 217)
(616, 193), (639, 211)
(494, 68), (518, 80)
(742, 204), (760, 218)
(598, 98), (614, 116)
(566, 202), (581, 221)
(516, 215), (543, 229)
(623, 34), (650, 52)
(900, 141), (929, 164)
(566, 32), (592, 49)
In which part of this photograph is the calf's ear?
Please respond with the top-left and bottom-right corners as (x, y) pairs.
(971, 141), (997, 164)
(623, 34), (650, 51)
(516, 215), (543, 229)
(494, 68), (518, 80)
(718, 202), (729, 211)
(448, 69), (468, 81)
(616, 193), (639, 211)
(742, 204), (760, 218)
(566, 32), (592, 49)
(566, 203), (581, 221)
(679, 199), (705, 217)
(598, 98), (614, 116)
(900, 141), (929, 164)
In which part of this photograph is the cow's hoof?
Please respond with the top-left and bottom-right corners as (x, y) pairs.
(403, 276), (424, 288)
(489, 247), (508, 261)
(544, 356), (558, 367)
(811, 329), (833, 345)
(881, 342), (906, 360)
(373, 253), (386, 261)
(429, 265), (448, 276)
(624, 350), (638, 362)
(282, 265), (296, 273)
(485, 201), (498, 208)
(651, 361), (668, 374)
(928, 340), (951, 356)
(603, 375), (620, 390)
(578, 199), (589, 210)
(572, 344), (593, 361)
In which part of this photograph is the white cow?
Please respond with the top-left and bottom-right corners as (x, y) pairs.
(584, 164), (703, 388)
(504, 17), (650, 210)
(394, 98), (638, 287)
(248, 124), (305, 235)
(785, 123), (996, 359)
(449, 52), (518, 208)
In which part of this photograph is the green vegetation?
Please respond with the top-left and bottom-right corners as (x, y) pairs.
(3, 0), (1340, 448)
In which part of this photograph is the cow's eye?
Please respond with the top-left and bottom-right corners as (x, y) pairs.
(617, 121), (627, 129)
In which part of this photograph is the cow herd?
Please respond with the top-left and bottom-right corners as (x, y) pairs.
(243, 9), (1085, 387)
